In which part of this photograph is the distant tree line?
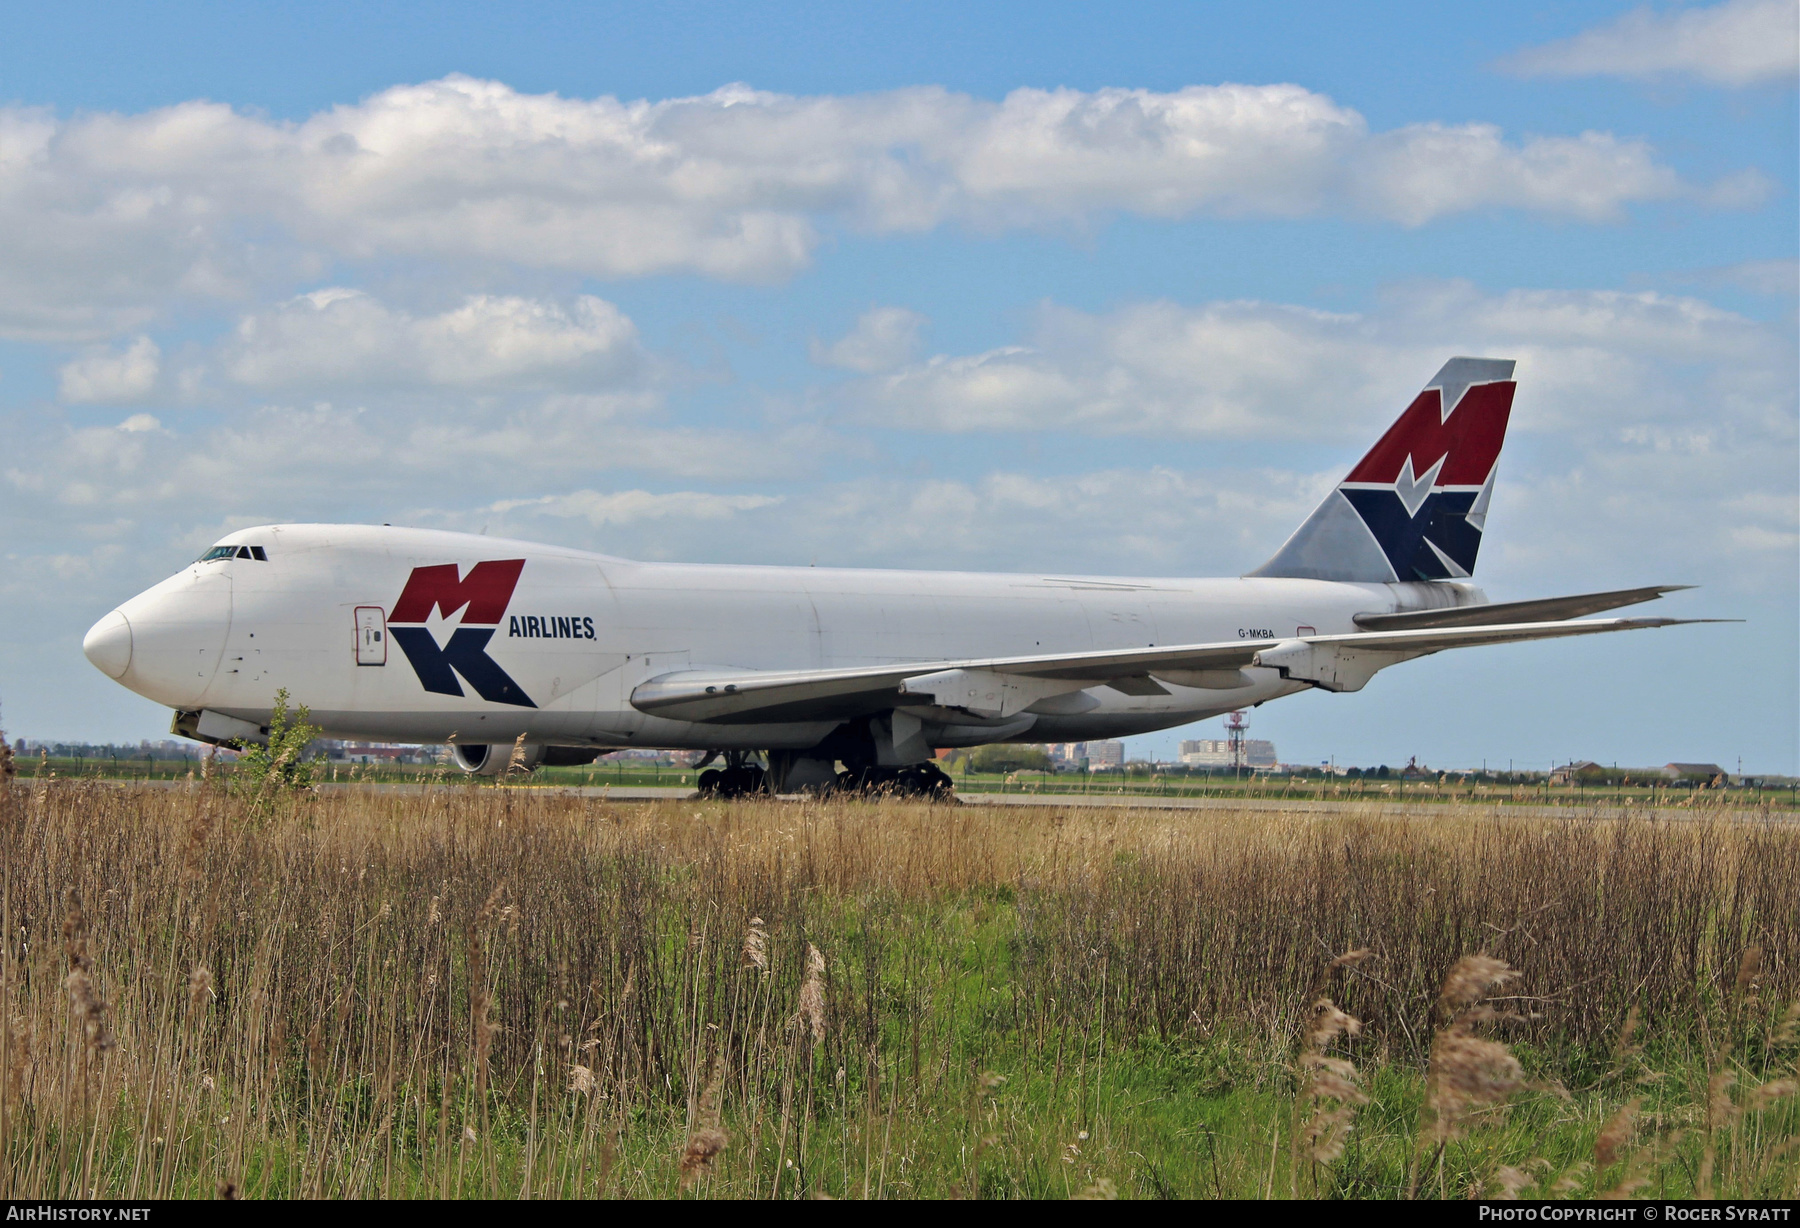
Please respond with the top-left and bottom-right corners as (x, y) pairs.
(20, 741), (205, 762)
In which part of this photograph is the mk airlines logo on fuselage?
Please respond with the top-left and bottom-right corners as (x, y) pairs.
(388, 560), (536, 708)
(1338, 379), (1515, 582)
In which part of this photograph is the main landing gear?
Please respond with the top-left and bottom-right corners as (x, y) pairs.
(695, 752), (954, 800)
(696, 751), (767, 799)
(835, 761), (955, 800)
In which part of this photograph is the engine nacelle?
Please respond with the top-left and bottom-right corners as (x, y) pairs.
(451, 742), (542, 776)
(450, 743), (603, 775)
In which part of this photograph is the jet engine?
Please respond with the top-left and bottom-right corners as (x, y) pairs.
(450, 743), (604, 776)
(451, 742), (533, 775)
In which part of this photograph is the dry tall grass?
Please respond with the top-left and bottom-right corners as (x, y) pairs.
(1, 779), (1795, 1198)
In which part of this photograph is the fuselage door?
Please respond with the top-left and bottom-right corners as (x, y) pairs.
(355, 606), (387, 666)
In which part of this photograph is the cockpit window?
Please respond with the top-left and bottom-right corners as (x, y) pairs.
(197, 545), (269, 562)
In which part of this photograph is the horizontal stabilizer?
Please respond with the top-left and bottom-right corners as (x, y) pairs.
(1353, 584), (1692, 632)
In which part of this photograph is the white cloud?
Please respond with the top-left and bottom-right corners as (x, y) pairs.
(772, 468), (1325, 573)
(0, 76), (1718, 339)
(851, 300), (1383, 437)
(1, 390), (832, 523)
(1705, 259), (1800, 296)
(1353, 125), (1687, 225)
(217, 289), (644, 390)
(58, 336), (161, 402)
(386, 465), (1326, 574)
(1486, 439), (1798, 594)
(810, 306), (927, 372)
(486, 489), (783, 527)
(843, 283), (1794, 442)
(0, 106), (267, 342)
(1502, 0), (1800, 86)
(4, 279), (1788, 620)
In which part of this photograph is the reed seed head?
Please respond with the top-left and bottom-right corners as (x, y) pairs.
(1600, 1172), (1651, 1200)
(1708, 1071), (1740, 1127)
(681, 1054), (729, 1189)
(1773, 1000), (1800, 1047)
(1423, 1031), (1524, 1143)
(64, 966), (113, 1055)
(1611, 1005), (1643, 1070)
(1302, 1104), (1358, 1164)
(741, 916), (768, 973)
(1072, 1177), (1119, 1200)
(1298, 982), (1366, 1168)
(1438, 954), (1520, 1016)
(1748, 1079), (1797, 1111)
(678, 1126), (728, 1187)
(796, 942), (826, 1043)
(188, 965), (213, 1013)
(1595, 1097), (1641, 1170)
(7, 1016), (33, 1104)
(1488, 1165), (1536, 1200)
(1734, 946), (1764, 997)
(1550, 1164), (1591, 1196)
(1306, 998), (1361, 1051)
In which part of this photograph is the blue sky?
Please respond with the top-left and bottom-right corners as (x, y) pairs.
(1, 0), (1795, 771)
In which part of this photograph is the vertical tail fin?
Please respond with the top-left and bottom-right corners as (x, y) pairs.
(1250, 357), (1516, 583)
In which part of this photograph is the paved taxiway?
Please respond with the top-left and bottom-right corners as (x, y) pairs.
(111, 778), (1793, 823)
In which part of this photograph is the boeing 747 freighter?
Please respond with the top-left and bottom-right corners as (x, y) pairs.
(82, 358), (1720, 796)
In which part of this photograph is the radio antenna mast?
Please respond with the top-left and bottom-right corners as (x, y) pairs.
(1226, 710), (1248, 783)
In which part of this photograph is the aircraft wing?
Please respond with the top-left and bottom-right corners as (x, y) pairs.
(630, 613), (1727, 723)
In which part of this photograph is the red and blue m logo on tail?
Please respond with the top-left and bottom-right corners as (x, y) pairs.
(389, 560), (537, 708)
(1251, 358), (1516, 584)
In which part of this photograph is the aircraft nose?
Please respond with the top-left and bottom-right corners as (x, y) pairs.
(83, 609), (134, 679)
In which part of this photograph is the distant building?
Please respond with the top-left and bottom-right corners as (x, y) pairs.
(1179, 738), (1276, 768)
(1664, 763), (1727, 783)
(330, 741), (438, 764)
(1550, 760), (1607, 784)
(1083, 740), (1125, 768)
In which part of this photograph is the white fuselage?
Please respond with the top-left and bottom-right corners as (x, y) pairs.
(89, 524), (1483, 750)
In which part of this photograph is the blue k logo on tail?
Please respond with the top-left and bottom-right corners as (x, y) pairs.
(1251, 357), (1516, 583)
